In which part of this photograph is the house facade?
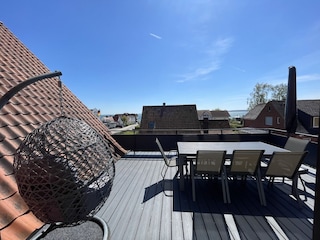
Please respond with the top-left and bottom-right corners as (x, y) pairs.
(243, 100), (320, 135)
(198, 110), (230, 129)
(114, 113), (137, 126)
(297, 100), (320, 135)
(243, 101), (285, 129)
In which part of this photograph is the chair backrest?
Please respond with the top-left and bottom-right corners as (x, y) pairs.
(284, 137), (309, 152)
(265, 151), (308, 179)
(155, 138), (170, 166)
(195, 150), (226, 174)
(230, 150), (264, 175)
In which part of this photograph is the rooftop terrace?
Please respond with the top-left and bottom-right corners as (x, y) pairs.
(37, 147), (315, 240)
(1, 21), (319, 240)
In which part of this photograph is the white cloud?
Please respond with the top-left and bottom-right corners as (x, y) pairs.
(149, 33), (162, 39)
(232, 66), (246, 73)
(207, 37), (234, 56)
(177, 37), (233, 83)
(297, 74), (320, 83)
(176, 61), (220, 83)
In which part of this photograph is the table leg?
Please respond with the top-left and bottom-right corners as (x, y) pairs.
(178, 155), (185, 191)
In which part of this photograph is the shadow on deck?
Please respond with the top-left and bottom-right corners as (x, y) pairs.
(97, 152), (314, 240)
(144, 176), (313, 239)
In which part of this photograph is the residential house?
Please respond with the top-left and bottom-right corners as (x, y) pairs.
(297, 99), (320, 135)
(114, 113), (137, 126)
(101, 116), (118, 129)
(198, 110), (230, 129)
(140, 103), (200, 134)
(0, 22), (126, 240)
(243, 101), (285, 129)
(243, 100), (319, 135)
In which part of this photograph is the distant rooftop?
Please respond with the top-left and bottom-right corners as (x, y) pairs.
(140, 103), (200, 130)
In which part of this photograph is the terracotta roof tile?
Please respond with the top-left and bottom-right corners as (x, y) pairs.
(1, 122), (37, 138)
(0, 140), (21, 157)
(19, 113), (42, 125)
(0, 169), (17, 198)
(0, 213), (43, 240)
(0, 22), (127, 239)
(0, 114), (19, 127)
(0, 193), (29, 229)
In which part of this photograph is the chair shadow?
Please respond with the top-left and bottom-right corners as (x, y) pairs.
(173, 177), (314, 219)
(305, 181), (316, 192)
(143, 179), (174, 203)
(188, 178), (315, 240)
(141, 176), (315, 240)
(142, 175), (314, 220)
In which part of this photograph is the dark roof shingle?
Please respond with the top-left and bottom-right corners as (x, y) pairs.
(140, 104), (200, 130)
(243, 103), (266, 120)
(297, 99), (320, 116)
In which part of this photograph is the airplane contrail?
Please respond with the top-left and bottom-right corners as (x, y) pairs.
(149, 33), (162, 39)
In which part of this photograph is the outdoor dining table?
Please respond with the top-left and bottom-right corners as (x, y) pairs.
(177, 141), (290, 191)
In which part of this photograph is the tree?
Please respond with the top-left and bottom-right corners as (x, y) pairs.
(247, 83), (287, 110)
(247, 83), (272, 110)
(271, 83), (287, 101)
(121, 115), (128, 126)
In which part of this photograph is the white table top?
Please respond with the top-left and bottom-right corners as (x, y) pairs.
(177, 141), (289, 157)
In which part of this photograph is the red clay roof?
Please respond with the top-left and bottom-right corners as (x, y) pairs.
(0, 22), (127, 239)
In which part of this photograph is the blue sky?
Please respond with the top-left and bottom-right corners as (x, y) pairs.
(2, 1), (320, 114)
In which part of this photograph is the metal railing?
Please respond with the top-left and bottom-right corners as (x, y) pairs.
(113, 127), (318, 167)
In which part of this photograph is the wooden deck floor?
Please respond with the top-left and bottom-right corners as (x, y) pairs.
(97, 151), (315, 240)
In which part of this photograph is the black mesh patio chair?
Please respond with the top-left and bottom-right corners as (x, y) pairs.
(191, 150), (228, 203)
(263, 151), (308, 206)
(227, 150), (266, 206)
(155, 138), (187, 196)
(283, 137), (310, 189)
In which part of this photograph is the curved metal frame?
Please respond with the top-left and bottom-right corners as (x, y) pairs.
(0, 71), (62, 110)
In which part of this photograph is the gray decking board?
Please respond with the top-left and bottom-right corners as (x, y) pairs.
(98, 151), (315, 240)
(120, 160), (155, 239)
(195, 201), (225, 240)
(264, 182), (313, 238)
(103, 160), (145, 238)
(191, 180), (230, 240)
(136, 159), (164, 240)
(172, 175), (193, 240)
(232, 187), (285, 240)
(245, 181), (312, 239)
(220, 185), (270, 240)
(193, 177), (281, 239)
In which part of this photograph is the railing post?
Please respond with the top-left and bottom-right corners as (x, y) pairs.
(313, 109), (320, 239)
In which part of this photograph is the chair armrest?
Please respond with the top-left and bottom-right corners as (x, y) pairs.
(298, 167), (309, 175)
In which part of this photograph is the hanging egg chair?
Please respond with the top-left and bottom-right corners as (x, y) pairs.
(13, 116), (115, 225)
(4, 72), (115, 230)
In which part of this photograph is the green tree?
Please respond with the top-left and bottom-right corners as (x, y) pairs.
(121, 115), (128, 126)
(271, 83), (287, 100)
(247, 83), (287, 110)
(247, 83), (272, 110)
